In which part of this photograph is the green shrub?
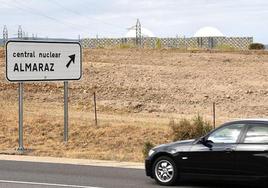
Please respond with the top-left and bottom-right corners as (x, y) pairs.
(119, 44), (132, 49)
(249, 43), (265, 50)
(156, 39), (161, 49)
(142, 141), (155, 159)
(169, 115), (213, 141)
(216, 44), (236, 51)
(169, 119), (192, 140)
(97, 45), (105, 49)
(192, 115), (212, 136)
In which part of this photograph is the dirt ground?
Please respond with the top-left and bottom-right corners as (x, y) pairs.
(0, 48), (268, 162)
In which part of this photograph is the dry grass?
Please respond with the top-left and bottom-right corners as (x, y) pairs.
(0, 101), (171, 162)
(0, 48), (268, 162)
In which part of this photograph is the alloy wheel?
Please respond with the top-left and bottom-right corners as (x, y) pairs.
(154, 159), (174, 183)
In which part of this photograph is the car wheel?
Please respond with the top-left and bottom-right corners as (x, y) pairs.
(153, 156), (178, 186)
(264, 178), (268, 188)
(258, 177), (268, 188)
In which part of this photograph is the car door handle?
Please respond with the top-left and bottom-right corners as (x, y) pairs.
(225, 148), (234, 152)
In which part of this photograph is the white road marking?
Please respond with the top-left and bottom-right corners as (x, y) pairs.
(0, 179), (102, 188)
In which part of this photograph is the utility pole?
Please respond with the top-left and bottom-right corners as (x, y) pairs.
(135, 19), (142, 47)
(18, 25), (23, 39)
(3, 25), (8, 44)
(184, 35), (187, 50)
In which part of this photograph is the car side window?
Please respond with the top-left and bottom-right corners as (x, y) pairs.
(244, 124), (268, 143)
(207, 124), (245, 144)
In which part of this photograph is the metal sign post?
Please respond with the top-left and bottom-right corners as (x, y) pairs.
(18, 82), (24, 152)
(64, 81), (68, 142)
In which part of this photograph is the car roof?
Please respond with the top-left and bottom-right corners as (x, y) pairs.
(226, 118), (268, 125)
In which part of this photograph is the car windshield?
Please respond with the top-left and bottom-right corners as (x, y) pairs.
(208, 124), (245, 143)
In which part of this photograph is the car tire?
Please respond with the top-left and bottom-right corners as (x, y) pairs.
(258, 177), (268, 188)
(265, 178), (268, 188)
(152, 156), (179, 186)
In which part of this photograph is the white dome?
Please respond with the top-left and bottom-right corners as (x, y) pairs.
(125, 27), (155, 38)
(194, 27), (224, 37)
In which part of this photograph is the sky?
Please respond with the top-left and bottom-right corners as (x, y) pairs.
(0, 0), (267, 43)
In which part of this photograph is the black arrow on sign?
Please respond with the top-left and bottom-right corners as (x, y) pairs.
(66, 54), (75, 68)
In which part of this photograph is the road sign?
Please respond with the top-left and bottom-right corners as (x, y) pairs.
(6, 40), (82, 82)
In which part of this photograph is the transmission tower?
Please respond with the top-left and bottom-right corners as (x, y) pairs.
(3, 25), (8, 44)
(18, 25), (23, 39)
(135, 19), (142, 47)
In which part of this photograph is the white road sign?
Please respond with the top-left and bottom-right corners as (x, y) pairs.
(6, 40), (82, 82)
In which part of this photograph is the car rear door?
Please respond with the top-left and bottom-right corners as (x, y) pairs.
(236, 123), (268, 177)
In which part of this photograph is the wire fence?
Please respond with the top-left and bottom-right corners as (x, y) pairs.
(82, 36), (253, 50)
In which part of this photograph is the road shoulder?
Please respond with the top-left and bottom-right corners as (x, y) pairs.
(0, 154), (144, 169)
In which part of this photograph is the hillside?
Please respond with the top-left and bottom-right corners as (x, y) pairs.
(0, 48), (268, 161)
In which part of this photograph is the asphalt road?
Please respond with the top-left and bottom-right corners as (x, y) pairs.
(0, 160), (258, 188)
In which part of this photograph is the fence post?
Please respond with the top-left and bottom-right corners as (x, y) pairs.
(212, 102), (216, 129)
(93, 92), (98, 126)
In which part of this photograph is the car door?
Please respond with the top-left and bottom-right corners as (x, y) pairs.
(236, 123), (268, 177)
(180, 123), (246, 176)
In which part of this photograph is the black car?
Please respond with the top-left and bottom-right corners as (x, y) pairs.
(145, 119), (268, 186)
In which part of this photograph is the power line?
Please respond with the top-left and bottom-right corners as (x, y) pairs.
(0, 0), (92, 33)
(47, 0), (125, 31)
(3, 0), (125, 37)
(16, 0), (88, 30)
(0, 0), (133, 38)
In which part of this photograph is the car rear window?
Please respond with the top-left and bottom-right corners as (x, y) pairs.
(244, 124), (268, 143)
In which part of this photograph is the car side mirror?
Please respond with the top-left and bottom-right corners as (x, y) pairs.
(200, 137), (213, 148)
(205, 140), (213, 148)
